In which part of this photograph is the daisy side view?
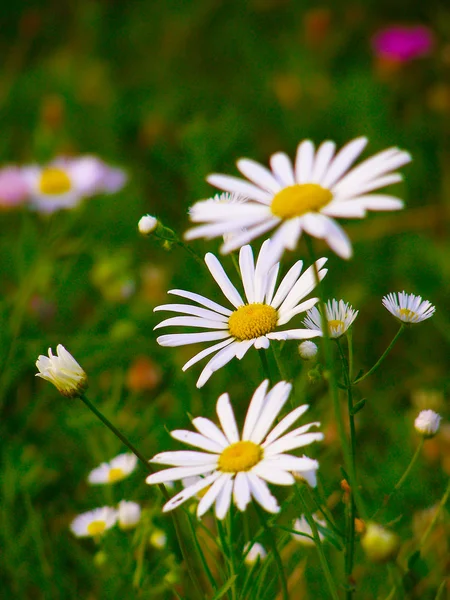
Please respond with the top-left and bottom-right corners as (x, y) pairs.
(186, 137), (411, 260)
(145, 380), (323, 519)
(154, 240), (327, 387)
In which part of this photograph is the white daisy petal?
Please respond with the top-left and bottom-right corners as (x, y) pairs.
(171, 430), (225, 453)
(251, 464), (295, 485)
(221, 217), (279, 254)
(264, 432), (324, 455)
(154, 316), (228, 330)
(205, 253), (244, 308)
(270, 152), (295, 186)
(250, 381), (292, 444)
(320, 217), (353, 259)
(146, 464), (215, 485)
(267, 328), (322, 340)
(233, 472), (252, 511)
(197, 473), (231, 517)
(321, 137), (368, 188)
(215, 476), (234, 519)
(242, 379), (270, 440)
(168, 289), (232, 316)
(154, 303), (228, 323)
(151, 451), (219, 467)
(239, 245), (255, 303)
(182, 338), (235, 372)
(162, 472), (221, 511)
(216, 393), (240, 444)
(295, 140), (315, 183)
(270, 260), (304, 309)
(207, 174), (272, 204)
(247, 473), (280, 513)
(237, 158), (281, 193)
(192, 417), (231, 447)
(157, 331), (230, 347)
(263, 405), (310, 445)
(310, 141), (336, 184)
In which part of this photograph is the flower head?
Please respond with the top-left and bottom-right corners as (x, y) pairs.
(36, 344), (87, 398)
(361, 523), (400, 563)
(292, 513), (327, 545)
(117, 500), (141, 530)
(87, 453), (138, 485)
(303, 299), (358, 338)
(150, 529), (168, 549)
(382, 292), (435, 324)
(186, 138), (411, 260)
(414, 409), (441, 438)
(244, 542), (267, 565)
(23, 156), (126, 213)
(70, 506), (117, 538)
(138, 214), (158, 234)
(145, 380), (322, 519)
(155, 240), (327, 387)
(0, 166), (29, 208)
(298, 340), (318, 360)
(372, 26), (434, 63)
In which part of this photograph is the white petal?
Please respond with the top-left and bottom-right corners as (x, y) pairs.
(278, 258), (327, 313)
(192, 417), (230, 447)
(264, 263), (280, 305)
(321, 200), (367, 218)
(270, 152), (295, 186)
(254, 336), (270, 349)
(264, 455), (319, 473)
(336, 173), (402, 198)
(235, 339), (254, 359)
(207, 174), (272, 204)
(221, 217), (279, 254)
(321, 137), (368, 188)
(239, 245), (255, 303)
(253, 239), (274, 302)
(197, 474), (231, 517)
(216, 393), (240, 444)
(268, 329), (322, 340)
(168, 289), (232, 316)
(295, 140), (315, 183)
(247, 473), (280, 513)
(263, 405), (310, 445)
(350, 194), (404, 211)
(215, 476), (234, 519)
(237, 158), (281, 193)
(250, 381), (292, 444)
(205, 253), (244, 308)
(270, 260), (303, 309)
(171, 430), (225, 452)
(301, 212), (329, 238)
(320, 216), (353, 259)
(251, 464), (295, 485)
(207, 342), (240, 372)
(151, 451), (219, 467)
(310, 141), (336, 184)
(162, 472), (221, 511)
(182, 338), (234, 372)
(185, 214), (268, 240)
(233, 472), (251, 511)
(264, 432), (324, 455)
(277, 297), (319, 325)
(154, 303), (228, 323)
(146, 464), (215, 485)
(154, 316), (228, 330)
(157, 331), (230, 347)
(242, 379), (270, 441)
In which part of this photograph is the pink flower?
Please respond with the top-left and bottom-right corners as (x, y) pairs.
(372, 25), (434, 63)
(0, 167), (29, 208)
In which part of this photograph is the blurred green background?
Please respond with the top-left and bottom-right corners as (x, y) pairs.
(0, 1), (449, 598)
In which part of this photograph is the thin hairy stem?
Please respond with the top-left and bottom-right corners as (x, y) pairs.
(354, 325), (405, 384)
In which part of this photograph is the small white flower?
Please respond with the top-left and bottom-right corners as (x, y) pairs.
(36, 344), (87, 398)
(155, 240), (327, 387)
(70, 506), (117, 538)
(138, 214), (158, 234)
(382, 292), (435, 324)
(23, 156), (126, 213)
(244, 542), (267, 565)
(117, 500), (141, 530)
(298, 340), (318, 360)
(303, 299), (358, 338)
(292, 514), (327, 546)
(186, 137), (411, 260)
(150, 529), (168, 549)
(414, 410), (441, 438)
(87, 453), (138, 485)
(145, 380), (323, 519)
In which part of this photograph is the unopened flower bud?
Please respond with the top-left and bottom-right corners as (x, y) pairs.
(36, 344), (87, 398)
(244, 542), (267, 565)
(138, 214), (158, 235)
(299, 340), (318, 360)
(361, 523), (400, 563)
(150, 529), (167, 549)
(414, 409), (441, 438)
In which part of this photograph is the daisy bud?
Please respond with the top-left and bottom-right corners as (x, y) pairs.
(36, 344), (87, 398)
(414, 409), (441, 438)
(117, 501), (141, 530)
(361, 523), (400, 563)
(244, 542), (267, 565)
(299, 340), (318, 360)
(138, 214), (158, 235)
(150, 529), (167, 549)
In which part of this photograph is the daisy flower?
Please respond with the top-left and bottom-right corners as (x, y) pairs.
(414, 409), (441, 438)
(70, 506), (117, 538)
(155, 240), (327, 388)
(87, 452), (138, 484)
(303, 299), (358, 338)
(291, 514), (327, 546)
(145, 380), (323, 519)
(117, 500), (141, 529)
(382, 292), (435, 324)
(36, 344), (87, 398)
(23, 156), (126, 213)
(185, 137), (411, 260)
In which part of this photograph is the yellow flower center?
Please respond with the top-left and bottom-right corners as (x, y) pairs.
(87, 520), (106, 536)
(399, 308), (415, 320)
(270, 183), (332, 219)
(108, 467), (126, 482)
(228, 303), (278, 341)
(218, 441), (262, 473)
(328, 319), (345, 334)
(39, 168), (72, 195)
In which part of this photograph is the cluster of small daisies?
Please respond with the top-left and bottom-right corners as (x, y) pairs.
(70, 453), (145, 538)
(0, 155), (126, 213)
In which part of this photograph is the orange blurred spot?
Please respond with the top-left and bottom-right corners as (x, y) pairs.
(304, 8), (332, 46)
(126, 356), (162, 392)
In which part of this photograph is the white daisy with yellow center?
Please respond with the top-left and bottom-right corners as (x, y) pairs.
(70, 506), (117, 538)
(155, 240), (327, 388)
(87, 453), (138, 485)
(23, 156), (126, 213)
(36, 344), (87, 398)
(382, 292), (435, 324)
(185, 137), (411, 260)
(145, 380), (323, 519)
(303, 299), (359, 339)
(291, 514), (327, 546)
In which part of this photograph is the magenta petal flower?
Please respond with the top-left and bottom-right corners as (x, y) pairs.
(0, 167), (29, 208)
(372, 25), (435, 62)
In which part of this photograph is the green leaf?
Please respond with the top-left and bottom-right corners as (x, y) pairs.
(351, 399), (366, 415)
(211, 575), (238, 600)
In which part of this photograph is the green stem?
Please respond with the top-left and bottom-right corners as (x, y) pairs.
(372, 438), (425, 519)
(296, 486), (340, 600)
(254, 505), (288, 600)
(420, 479), (450, 548)
(258, 350), (272, 383)
(226, 513), (238, 600)
(78, 393), (204, 599)
(354, 326), (405, 384)
(305, 235), (367, 521)
(336, 339), (356, 598)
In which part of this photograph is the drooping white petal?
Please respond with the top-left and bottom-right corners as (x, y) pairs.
(251, 464), (295, 485)
(233, 472), (252, 511)
(197, 473), (232, 517)
(182, 338), (234, 372)
(215, 476), (234, 519)
(146, 464), (216, 485)
(162, 472), (221, 512)
(247, 472), (280, 513)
